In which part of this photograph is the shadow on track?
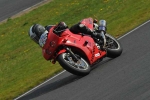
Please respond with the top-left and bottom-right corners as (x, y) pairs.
(91, 58), (113, 70)
(18, 75), (82, 100)
(18, 58), (112, 100)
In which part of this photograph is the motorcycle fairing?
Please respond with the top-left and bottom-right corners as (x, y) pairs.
(42, 20), (106, 64)
(42, 27), (64, 60)
(80, 17), (93, 31)
(59, 30), (107, 64)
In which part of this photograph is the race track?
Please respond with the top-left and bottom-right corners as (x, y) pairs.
(16, 20), (150, 100)
(2, 1), (150, 100)
(0, 0), (43, 21)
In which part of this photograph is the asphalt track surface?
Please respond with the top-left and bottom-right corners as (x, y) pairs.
(14, 20), (150, 100)
(0, 0), (43, 22)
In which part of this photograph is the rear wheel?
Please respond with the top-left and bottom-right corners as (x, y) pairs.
(57, 53), (91, 76)
(105, 33), (123, 58)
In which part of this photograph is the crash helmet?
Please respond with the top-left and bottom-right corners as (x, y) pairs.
(28, 24), (46, 44)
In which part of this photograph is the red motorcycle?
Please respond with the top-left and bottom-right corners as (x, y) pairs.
(42, 18), (122, 76)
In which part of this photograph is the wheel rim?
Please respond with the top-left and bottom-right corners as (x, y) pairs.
(62, 53), (89, 70)
(106, 36), (119, 49)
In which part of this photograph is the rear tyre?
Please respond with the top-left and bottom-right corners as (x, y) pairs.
(105, 33), (123, 58)
(57, 53), (91, 76)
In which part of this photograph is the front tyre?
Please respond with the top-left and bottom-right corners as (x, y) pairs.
(57, 53), (91, 76)
(105, 33), (123, 58)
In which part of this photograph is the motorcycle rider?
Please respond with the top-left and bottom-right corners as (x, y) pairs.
(69, 19), (99, 35)
(28, 19), (106, 48)
(29, 22), (68, 47)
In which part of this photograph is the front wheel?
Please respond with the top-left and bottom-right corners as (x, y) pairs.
(57, 53), (91, 76)
(105, 33), (123, 58)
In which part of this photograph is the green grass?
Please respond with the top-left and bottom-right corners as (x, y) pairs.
(0, 0), (150, 99)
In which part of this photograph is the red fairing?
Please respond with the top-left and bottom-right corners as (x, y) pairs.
(60, 30), (106, 64)
(41, 18), (106, 65)
(80, 17), (94, 31)
(42, 27), (63, 60)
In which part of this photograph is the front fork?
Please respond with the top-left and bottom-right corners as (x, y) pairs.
(64, 47), (79, 62)
(52, 46), (79, 64)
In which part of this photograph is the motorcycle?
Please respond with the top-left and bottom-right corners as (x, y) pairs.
(42, 18), (122, 76)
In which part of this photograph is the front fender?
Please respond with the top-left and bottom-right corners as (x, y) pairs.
(57, 49), (66, 57)
(51, 49), (66, 64)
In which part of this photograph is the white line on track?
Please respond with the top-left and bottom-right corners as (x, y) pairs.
(14, 20), (150, 100)
(0, 0), (52, 23)
(118, 20), (150, 40)
(14, 70), (66, 100)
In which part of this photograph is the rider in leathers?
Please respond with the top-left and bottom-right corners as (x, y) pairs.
(28, 19), (104, 60)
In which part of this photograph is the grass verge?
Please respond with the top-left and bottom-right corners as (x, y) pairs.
(0, 0), (150, 99)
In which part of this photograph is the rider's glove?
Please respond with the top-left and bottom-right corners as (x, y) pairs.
(78, 24), (93, 35)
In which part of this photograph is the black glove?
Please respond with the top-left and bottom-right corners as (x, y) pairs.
(78, 24), (93, 35)
(91, 31), (101, 38)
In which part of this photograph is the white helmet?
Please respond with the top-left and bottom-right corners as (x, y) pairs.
(28, 24), (46, 44)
